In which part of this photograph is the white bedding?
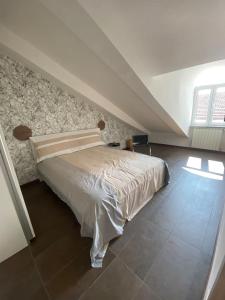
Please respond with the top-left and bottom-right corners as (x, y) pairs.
(37, 145), (167, 267)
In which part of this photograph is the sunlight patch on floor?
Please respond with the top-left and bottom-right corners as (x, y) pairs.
(183, 167), (223, 180)
(186, 156), (202, 169)
(184, 156), (224, 180)
(208, 160), (224, 175)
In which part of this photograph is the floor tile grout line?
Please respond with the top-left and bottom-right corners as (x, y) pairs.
(112, 193), (172, 257)
(199, 200), (218, 256)
(27, 245), (52, 300)
(78, 252), (116, 300)
(110, 231), (135, 256)
(32, 240), (116, 300)
(141, 228), (208, 288)
(116, 256), (144, 284)
(142, 230), (174, 284)
(142, 281), (164, 300)
(161, 171), (216, 254)
(32, 236), (93, 286)
(115, 256), (164, 300)
(130, 282), (145, 300)
(44, 256), (78, 286)
(131, 281), (164, 300)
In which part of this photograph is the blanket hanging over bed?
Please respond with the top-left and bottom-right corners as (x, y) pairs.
(30, 129), (169, 267)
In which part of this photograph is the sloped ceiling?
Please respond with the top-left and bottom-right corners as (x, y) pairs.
(1, 0), (225, 136)
(80, 0), (225, 75)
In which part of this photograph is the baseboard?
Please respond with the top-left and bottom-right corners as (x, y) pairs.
(151, 143), (225, 154)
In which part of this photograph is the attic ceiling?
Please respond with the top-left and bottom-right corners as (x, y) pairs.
(80, 0), (225, 75)
(1, 0), (225, 136)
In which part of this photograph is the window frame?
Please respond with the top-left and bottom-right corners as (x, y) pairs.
(192, 83), (225, 128)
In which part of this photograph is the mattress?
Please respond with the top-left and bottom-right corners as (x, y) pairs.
(37, 145), (168, 267)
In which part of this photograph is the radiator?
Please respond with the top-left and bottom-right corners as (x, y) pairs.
(191, 128), (223, 151)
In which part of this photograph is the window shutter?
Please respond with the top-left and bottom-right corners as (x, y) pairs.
(192, 89), (211, 125)
(211, 87), (225, 125)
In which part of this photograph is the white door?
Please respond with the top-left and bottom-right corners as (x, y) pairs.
(0, 153), (28, 262)
(0, 125), (35, 243)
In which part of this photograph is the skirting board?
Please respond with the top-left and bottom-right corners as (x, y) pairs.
(151, 143), (225, 153)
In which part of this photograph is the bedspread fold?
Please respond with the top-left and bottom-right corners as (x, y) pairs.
(38, 146), (168, 267)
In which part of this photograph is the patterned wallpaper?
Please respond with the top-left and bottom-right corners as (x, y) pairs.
(0, 55), (141, 184)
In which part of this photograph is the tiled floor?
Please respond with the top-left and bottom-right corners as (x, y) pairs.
(1, 145), (225, 300)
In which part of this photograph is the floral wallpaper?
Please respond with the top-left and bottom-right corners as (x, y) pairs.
(0, 55), (141, 184)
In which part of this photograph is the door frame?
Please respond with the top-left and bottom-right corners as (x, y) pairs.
(0, 125), (35, 241)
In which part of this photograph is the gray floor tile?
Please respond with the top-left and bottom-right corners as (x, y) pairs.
(46, 250), (115, 300)
(145, 236), (202, 300)
(80, 258), (142, 300)
(132, 283), (161, 300)
(119, 220), (170, 279)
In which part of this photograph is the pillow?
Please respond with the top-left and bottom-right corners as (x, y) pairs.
(30, 128), (105, 163)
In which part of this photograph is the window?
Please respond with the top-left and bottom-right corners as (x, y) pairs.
(192, 84), (225, 127)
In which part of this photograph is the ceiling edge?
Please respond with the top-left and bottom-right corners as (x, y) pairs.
(0, 24), (149, 134)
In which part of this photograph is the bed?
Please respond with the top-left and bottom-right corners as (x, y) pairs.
(30, 128), (169, 267)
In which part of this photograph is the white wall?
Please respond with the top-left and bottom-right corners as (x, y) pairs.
(203, 202), (225, 299)
(0, 160), (27, 263)
(149, 59), (225, 150)
(150, 70), (195, 135)
(150, 131), (191, 148)
(150, 129), (225, 152)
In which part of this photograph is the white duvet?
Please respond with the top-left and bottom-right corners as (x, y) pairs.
(37, 146), (167, 267)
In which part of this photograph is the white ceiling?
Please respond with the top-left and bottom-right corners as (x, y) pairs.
(0, 0), (176, 133)
(1, 0), (224, 135)
(80, 0), (225, 75)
